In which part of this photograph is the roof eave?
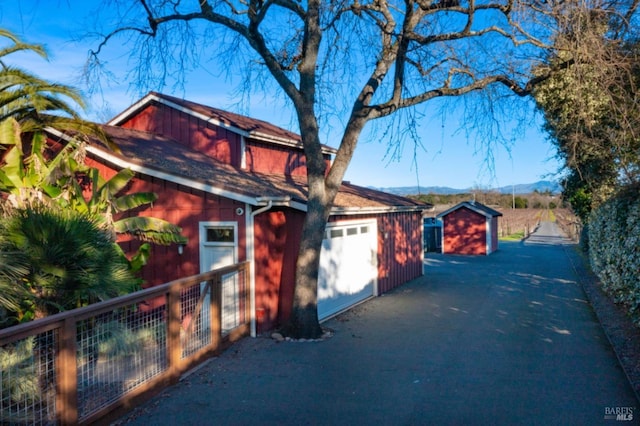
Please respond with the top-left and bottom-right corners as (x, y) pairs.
(45, 127), (292, 209)
(45, 128), (414, 216)
(436, 202), (502, 219)
(330, 205), (429, 215)
(87, 145), (268, 206)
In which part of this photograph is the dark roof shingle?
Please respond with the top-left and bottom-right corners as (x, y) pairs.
(87, 125), (430, 212)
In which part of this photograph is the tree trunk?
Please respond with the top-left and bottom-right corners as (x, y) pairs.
(284, 188), (329, 339)
(283, 111), (366, 339)
(282, 92), (330, 338)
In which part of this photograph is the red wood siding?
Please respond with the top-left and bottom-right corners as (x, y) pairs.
(84, 156), (421, 332)
(442, 207), (487, 255)
(85, 157), (247, 288)
(330, 211), (424, 294)
(253, 209), (304, 333)
(244, 140), (332, 177)
(253, 209), (423, 333)
(254, 210), (287, 332)
(245, 140), (307, 176)
(119, 101), (331, 177)
(119, 102), (242, 166)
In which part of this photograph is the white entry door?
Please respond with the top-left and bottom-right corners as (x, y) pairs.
(200, 222), (238, 332)
(318, 220), (378, 320)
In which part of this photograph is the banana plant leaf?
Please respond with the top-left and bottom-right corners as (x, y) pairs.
(114, 216), (188, 245)
(97, 168), (134, 199)
(114, 192), (158, 212)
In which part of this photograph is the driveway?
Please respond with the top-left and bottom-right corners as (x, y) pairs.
(118, 222), (638, 425)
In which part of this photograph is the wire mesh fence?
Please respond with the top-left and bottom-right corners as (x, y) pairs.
(0, 329), (58, 425)
(181, 281), (212, 359)
(76, 305), (168, 419)
(0, 262), (250, 425)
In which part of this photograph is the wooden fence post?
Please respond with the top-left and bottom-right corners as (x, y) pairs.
(244, 263), (251, 327)
(210, 276), (222, 350)
(57, 318), (78, 425)
(167, 287), (182, 380)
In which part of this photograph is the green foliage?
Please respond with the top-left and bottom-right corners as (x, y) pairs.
(0, 206), (138, 320)
(0, 26), (188, 326)
(114, 216), (187, 245)
(514, 196), (528, 209)
(0, 117), (84, 208)
(499, 231), (525, 241)
(69, 168), (187, 246)
(0, 29), (84, 122)
(562, 172), (594, 222)
(0, 120), (186, 323)
(588, 184), (640, 323)
(0, 236), (29, 320)
(533, 13), (640, 217)
(0, 29), (117, 148)
(129, 242), (151, 273)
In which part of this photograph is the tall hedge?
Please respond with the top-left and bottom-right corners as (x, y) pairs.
(588, 184), (640, 322)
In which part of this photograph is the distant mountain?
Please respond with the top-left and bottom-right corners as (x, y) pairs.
(495, 181), (561, 195)
(376, 180), (561, 196)
(375, 186), (466, 195)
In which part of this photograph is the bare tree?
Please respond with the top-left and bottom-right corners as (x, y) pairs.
(86, 0), (592, 338)
(533, 0), (640, 217)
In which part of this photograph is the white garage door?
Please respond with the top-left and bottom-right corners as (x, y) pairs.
(318, 220), (378, 320)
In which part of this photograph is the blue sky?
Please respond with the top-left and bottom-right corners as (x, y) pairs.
(2, 1), (561, 190)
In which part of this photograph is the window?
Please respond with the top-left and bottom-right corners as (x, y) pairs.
(330, 229), (343, 238)
(206, 226), (235, 243)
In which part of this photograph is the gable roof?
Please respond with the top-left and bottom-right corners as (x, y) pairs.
(47, 125), (429, 214)
(108, 92), (338, 156)
(436, 201), (503, 219)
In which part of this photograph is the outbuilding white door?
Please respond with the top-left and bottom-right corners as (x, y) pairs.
(318, 220), (378, 320)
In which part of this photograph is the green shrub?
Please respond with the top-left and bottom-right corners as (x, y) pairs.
(589, 184), (640, 321)
(0, 206), (138, 322)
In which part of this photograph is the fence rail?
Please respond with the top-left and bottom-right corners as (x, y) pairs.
(0, 262), (251, 425)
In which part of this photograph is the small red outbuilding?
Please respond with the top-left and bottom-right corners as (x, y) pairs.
(436, 201), (502, 255)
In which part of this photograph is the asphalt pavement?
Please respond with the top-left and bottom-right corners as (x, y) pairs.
(117, 221), (639, 425)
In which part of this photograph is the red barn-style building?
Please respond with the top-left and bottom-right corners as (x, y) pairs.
(54, 92), (430, 334)
(437, 201), (502, 255)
